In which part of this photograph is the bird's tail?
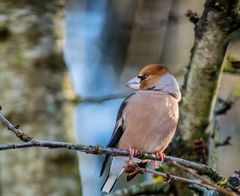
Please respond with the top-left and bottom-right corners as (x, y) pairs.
(101, 174), (118, 193)
(101, 157), (126, 193)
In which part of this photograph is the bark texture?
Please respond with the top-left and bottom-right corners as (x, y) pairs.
(179, 0), (240, 143)
(0, 1), (81, 195)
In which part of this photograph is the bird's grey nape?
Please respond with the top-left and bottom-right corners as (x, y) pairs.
(154, 73), (181, 101)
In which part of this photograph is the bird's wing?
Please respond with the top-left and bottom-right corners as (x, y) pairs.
(100, 93), (135, 177)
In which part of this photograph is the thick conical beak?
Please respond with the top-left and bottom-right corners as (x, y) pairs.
(126, 76), (140, 90)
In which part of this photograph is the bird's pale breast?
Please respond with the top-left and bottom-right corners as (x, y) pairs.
(117, 90), (179, 153)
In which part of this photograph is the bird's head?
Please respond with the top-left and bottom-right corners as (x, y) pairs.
(126, 64), (181, 100)
(126, 64), (168, 90)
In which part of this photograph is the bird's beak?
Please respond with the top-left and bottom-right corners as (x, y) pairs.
(126, 76), (140, 90)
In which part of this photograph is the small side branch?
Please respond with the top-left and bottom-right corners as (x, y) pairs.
(170, 161), (236, 196)
(116, 165), (236, 196)
(143, 168), (237, 196)
(0, 112), (32, 142)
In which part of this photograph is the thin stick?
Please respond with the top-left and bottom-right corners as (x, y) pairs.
(0, 112), (32, 142)
(142, 168), (215, 190)
(170, 161), (236, 196)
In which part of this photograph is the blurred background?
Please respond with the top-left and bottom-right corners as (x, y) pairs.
(0, 0), (239, 195)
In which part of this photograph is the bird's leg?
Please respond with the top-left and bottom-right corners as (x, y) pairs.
(124, 147), (138, 176)
(154, 150), (165, 169)
(153, 160), (158, 169)
(128, 147), (137, 164)
(155, 150), (165, 161)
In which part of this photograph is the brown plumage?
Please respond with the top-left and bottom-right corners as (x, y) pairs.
(100, 64), (181, 193)
(117, 90), (178, 152)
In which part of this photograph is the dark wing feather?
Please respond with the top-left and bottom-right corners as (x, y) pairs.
(99, 93), (135, 177)
(99, 126), (124, 177)
(106, 93), (135, 148)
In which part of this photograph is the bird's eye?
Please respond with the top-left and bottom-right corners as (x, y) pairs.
(138, 74), (149, 81)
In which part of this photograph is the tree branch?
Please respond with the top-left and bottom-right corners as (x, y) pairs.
(0, 109), (234, 194)
(0, 110), (225, 183)
(0, 139), (225, 183)
(170, 161), (236, 196)
(1, 138), (231, 195)
(115, 162), (237, 196)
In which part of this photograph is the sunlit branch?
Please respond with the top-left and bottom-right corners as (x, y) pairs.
(0, 110), (227, 191)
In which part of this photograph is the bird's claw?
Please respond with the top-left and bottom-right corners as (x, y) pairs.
(153, 160), (158, 169)
(155, 151), (165, 161)
(154, 151), (165, 169)
(128, 147), (137, 164)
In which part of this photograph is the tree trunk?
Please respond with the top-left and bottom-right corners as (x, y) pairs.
(178, 0), (240, 149)
(0, 1), (81, 195)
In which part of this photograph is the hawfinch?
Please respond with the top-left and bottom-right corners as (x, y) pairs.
(100, 64), (181, 193)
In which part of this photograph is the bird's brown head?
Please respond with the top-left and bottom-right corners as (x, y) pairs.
(126, 64), (168, 90)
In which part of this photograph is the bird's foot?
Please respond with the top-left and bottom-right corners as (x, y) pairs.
(153, 160), (158, 169)
(128, 147), (137, 164)
(155, 151), (165, 161)
(154, 151), (165, 169)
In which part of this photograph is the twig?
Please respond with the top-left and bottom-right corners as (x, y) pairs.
(120, 163), (232, 196)
(163, 155), (224, 183)
(115, 165), (232, 195)
(0, 112), (32, 142)
(170, 161), (236, 196)
(143, 168), (216, 191)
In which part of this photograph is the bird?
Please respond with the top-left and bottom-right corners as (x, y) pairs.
(100, 64), (181, 193)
